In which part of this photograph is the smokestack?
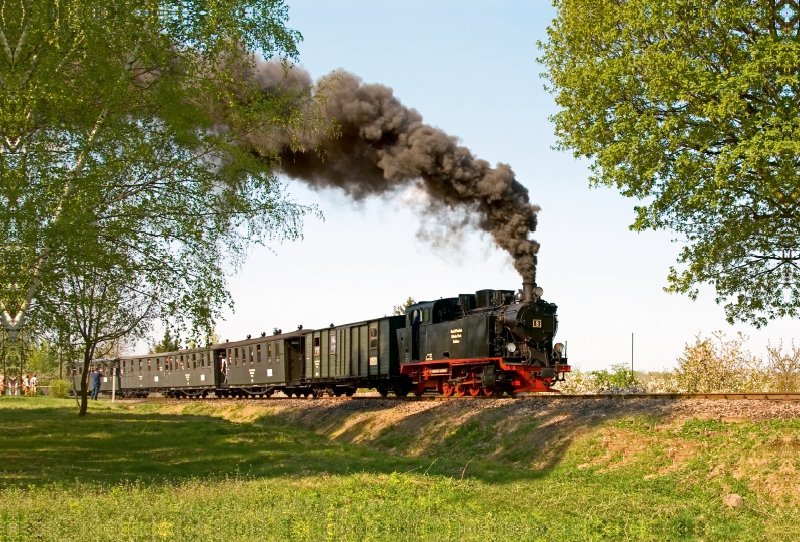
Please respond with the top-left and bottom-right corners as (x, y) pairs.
(522, 281), (535, 303)
(241, 62), (541, 279)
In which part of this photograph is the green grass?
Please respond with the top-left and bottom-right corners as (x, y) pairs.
(0, 397), (798, 541)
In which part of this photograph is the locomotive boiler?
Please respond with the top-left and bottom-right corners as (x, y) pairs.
(398, 281), (570, 396)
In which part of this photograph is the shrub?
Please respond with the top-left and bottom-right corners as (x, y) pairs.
(48, 380), (72, 398)
(765, 342), (800, 392)
(639, 371), (680, 393)
(555, 364), (641, 394)
(675, 332), (766, 393)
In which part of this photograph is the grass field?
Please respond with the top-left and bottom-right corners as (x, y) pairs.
(0, 397), (797, 541)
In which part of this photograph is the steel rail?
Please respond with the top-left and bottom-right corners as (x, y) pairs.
(116, 392), (800, 404)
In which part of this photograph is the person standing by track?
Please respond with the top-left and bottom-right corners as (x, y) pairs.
(90, 367), (103, 400)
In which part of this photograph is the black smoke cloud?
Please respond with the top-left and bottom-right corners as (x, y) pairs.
(248, 63), (540, 281)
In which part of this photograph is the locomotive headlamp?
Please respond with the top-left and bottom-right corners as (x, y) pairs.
(507, 343), (517, 353)
(533, 286), (544, 297)
(554, 343), (564, 353)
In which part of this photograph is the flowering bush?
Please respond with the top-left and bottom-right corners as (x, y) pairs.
(555, 333), (799, 394)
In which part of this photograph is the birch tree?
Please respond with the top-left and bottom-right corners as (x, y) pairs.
(0, 1), (322, 345)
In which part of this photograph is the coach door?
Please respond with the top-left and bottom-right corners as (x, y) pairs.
(286, 339), (303, 383)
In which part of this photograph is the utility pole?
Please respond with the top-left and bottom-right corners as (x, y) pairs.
(631, 333), (634, 373)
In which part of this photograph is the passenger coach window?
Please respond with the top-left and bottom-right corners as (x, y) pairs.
(235, 349), (239, 366)
(267, 343), (272, 362)
(249, 346), (254, 364)
(369, 327), (378, 349)
(313, 337), (320, 357)
(330, 333), (337, 354)
(147, 359), (151, 371)
(257, 345), (262, 364)
(422, 308), (429, 322)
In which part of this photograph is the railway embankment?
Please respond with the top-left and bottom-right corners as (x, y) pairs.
(3, 396), (800, 540)
(158, 396), (800, 495)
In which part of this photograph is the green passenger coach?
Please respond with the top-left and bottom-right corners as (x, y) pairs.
(304, 315), (408, 397)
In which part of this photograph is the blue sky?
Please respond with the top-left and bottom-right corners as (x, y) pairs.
(204, 0), (797, 371)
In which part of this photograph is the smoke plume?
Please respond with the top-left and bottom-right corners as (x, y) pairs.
(248, 63), (540, 281)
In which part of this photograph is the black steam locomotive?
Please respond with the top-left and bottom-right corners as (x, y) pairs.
(71, 282), (569, 398)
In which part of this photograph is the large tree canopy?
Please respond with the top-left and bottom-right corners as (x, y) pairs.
(0, 1), (323, 341)
(540, 0), (800, 326)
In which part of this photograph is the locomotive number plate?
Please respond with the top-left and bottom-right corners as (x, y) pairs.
(532, 320), (542, 328)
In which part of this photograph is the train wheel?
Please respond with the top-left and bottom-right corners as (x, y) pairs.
(413, 389), (424, 397)
(455, 385), (467, 397)
(392, 385), (410, 397)
(345, 388), (355, 397)
(442, 384), (454, 397)
(468, 387), (481, 397)
(482, 388), (495, 397)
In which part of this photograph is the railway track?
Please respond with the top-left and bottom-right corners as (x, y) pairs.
(117, 392), (800, 403)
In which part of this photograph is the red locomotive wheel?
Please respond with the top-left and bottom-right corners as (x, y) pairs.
(455, 385), (467, 397)
(468, 387), (481, 397)
(442, 384), (454, 397)
(482, 388), (494, 397)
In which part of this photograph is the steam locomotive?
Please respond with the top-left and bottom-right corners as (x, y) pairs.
(71, 281), (570, 398)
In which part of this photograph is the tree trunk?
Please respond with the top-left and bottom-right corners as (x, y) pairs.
(78, 345), (95, 417)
